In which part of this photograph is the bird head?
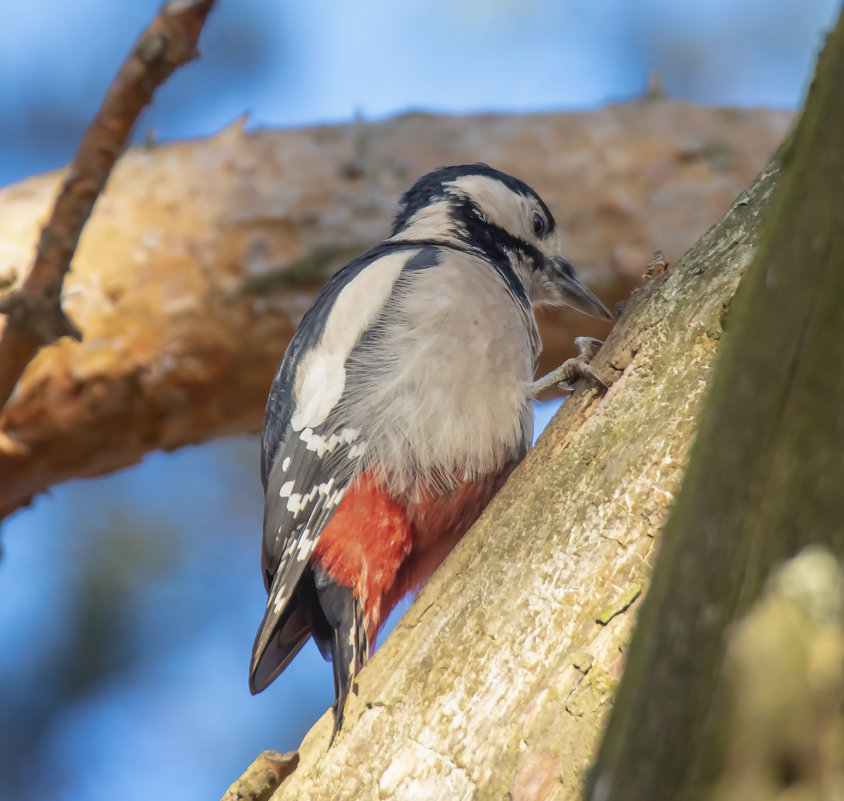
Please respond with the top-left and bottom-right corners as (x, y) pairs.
(391, 164), (612, 320)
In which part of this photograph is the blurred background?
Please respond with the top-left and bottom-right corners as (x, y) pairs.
(0, 0), (840, 798)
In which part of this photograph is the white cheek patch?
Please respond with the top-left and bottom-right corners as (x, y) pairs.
(289, 251), (413, 432)
(445, 174), (533, 241)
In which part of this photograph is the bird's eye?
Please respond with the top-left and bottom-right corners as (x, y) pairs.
(531, 211), (547, 238)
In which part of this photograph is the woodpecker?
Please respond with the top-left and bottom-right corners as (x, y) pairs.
(249, 164), (612, 741)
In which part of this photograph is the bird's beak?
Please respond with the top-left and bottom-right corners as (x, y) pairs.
(552, 258), (614, 320)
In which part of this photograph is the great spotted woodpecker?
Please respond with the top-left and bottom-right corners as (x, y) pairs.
(249, 164), (612, 741)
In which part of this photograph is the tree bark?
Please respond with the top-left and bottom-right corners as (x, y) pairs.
(226, 131), (784, 798)
(589, 9), (844, 800)
(0, 103), (789, 522)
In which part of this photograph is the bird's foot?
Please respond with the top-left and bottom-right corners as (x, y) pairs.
(530, 336), (606, 396)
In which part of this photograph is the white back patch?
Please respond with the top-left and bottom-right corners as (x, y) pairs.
(289, 251), (414, 431)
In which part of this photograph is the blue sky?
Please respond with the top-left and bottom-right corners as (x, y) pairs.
(0, 1), (840, 798)
(2, 0), (837, 185)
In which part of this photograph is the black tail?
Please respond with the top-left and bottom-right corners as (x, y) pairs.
(249, 599), (311, 694)
(314, 569), (368, 746)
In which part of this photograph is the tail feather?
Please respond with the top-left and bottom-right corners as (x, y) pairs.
(249, 601), (310, 694)
(314, 569), (367, 745)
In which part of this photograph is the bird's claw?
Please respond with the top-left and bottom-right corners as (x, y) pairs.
(530, 336), (607, 395)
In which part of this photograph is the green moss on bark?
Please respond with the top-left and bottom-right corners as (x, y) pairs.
(591, 10), (844, 800)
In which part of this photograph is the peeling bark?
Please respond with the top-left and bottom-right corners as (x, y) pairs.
(0, 103), (789, 522)
(229, 129), (784, 800)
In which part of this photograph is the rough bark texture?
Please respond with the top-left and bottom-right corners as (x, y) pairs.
(589, 10), (844, 800)
(0, 103), (789, 522)
(239, 136), (783, 800)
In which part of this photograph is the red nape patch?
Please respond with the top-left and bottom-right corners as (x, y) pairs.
(313, 473), (413, 636)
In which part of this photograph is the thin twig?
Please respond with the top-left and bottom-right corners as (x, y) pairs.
(0, 0), (216, 413)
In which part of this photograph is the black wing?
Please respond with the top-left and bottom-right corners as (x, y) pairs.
(250, 242), (413, 692)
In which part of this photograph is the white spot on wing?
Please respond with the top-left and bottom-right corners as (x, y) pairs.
(284, 484), (325, 516)
(290, 252), (415, 431)
(281, 457), (291, 471)
(299, 426), (362, 458)
(285, 492), (302, 513)
(327, 487), (347, 509)
(296, 534), (312, 561)
(279, 480), (295, 498)
(300, 427), (329, 456)
(338, 427), (359, 444)
(347, 440), (368, 460)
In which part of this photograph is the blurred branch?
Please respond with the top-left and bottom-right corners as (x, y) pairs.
(0, 102), (790, 523)
(221, 751), (299, 801)
(0, 0), (216, 412)
(709, 547), (844, 801)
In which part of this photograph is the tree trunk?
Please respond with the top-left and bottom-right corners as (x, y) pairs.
(0, 103), (789, 523)
(589, 9), (844, 800)
(223, 131), (784, 799)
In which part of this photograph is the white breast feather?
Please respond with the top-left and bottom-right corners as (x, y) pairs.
(340, 251), (539, 497)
